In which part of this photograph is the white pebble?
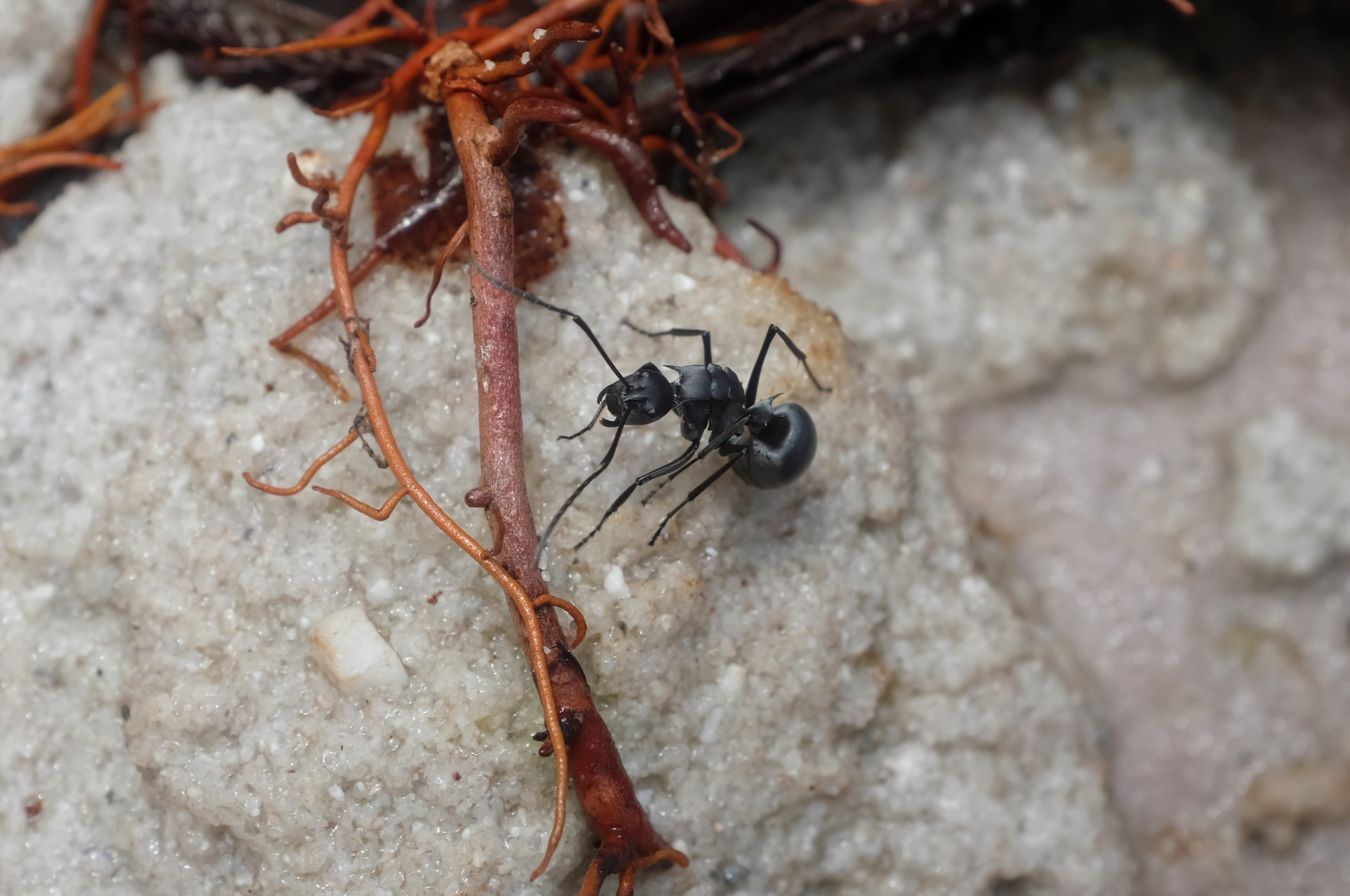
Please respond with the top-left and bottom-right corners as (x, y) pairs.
(672, 272), (697, 293)
(719, 663), (746, 694)
(249, 433), (265, 453)
(604, 564), (629, 598)
(311, 606), (409, 695)
(366, 578), (395, 605)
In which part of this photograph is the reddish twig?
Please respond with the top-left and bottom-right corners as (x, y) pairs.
(243, 430), (359, 495)
(319, 0), (423, 39)
(71, 0), (113, 112)
(431, 32), (687, 889)
(488, 94), (584, 164)
(0, 82), (128, 164)
(222, 26), (424, 59)
(0, 151), (122, 216)
(456, 21), (601, 83)
(252, 88), (579, 875)
(246, 2), (702, 890)
(312, 483), (410, 520)
(555, 117), (691, 251)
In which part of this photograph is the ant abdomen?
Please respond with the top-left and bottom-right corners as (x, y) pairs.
(733, 402), (817, 490)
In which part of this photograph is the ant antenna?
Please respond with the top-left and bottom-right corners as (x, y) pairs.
(467, 256), (627, 382)
(559, 404), (605, 441)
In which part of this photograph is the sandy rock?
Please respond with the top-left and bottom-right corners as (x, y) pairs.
(1, 62), (1130, 894)
(726, 43), (1274, 407)
(721, 31), (1350, 896)
(1229, 407), (1350, 578)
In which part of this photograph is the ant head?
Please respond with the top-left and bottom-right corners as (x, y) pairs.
(599, 362), (674, 425)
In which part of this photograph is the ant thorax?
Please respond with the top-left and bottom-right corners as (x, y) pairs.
(670, 363), (745, 443)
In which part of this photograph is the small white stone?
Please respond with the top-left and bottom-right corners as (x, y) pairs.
(310, 606), (409, 695)
(532, 28), (546, 40)
(719, 663), (746, 694)
(248, 433), (265, 453)
(366, 578), (395, 605)
(604, 564), (629, 598)
(672, 272), (697, 293)
(23, 582), (56, 611)
(520, 52), (530, 65)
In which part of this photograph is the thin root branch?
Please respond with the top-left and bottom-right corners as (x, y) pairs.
(457, 20), (601, 83)
(0, 150), (121, 215)
(555, 118), (691, 252)
(0, 150), (121, 184)
(242, 431), (359, 496)
(221, 26), (423, 59)
(747, 218), (782, 274)
(312, 484), (410, 520)
(488, 95), (583, 165)
(286, 151), (339, 191)
(534, 594), (587, 648)
(273, 342), (351, 400)
(71, 0), (112, 112)
(471, 0), (606, 59)
(314, 84), (393, 119)
(416, 218), (469, 327)
(1, 83), (128, 165)
(319, 0), (424, 39)
(276, 210), (325, 232)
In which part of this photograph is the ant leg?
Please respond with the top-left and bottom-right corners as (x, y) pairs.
(639, 471), (677, 507)
(744, 324), (832, 405)
(573, 438), (702, 550)
(467, 256), (627, 382)
(536, 413), (629, 565)
(647, 455), (742, 545)
(639, 412), (752, 506)
(558, 403), (605, 441)
(622, 319), (712, 365)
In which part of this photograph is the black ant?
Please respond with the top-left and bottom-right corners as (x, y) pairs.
(467, 262), (830, 560)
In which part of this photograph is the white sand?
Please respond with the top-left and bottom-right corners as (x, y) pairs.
(727, 34), (1350, 896)
(1, 60), (1130, 895)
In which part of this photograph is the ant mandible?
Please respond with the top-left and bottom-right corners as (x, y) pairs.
(468, 262), (830, 561)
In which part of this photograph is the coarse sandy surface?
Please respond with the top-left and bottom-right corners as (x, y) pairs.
(4, 6), (1349, 895)
(725, 19), (1350, 896)
(2, 57), (1130, 896)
